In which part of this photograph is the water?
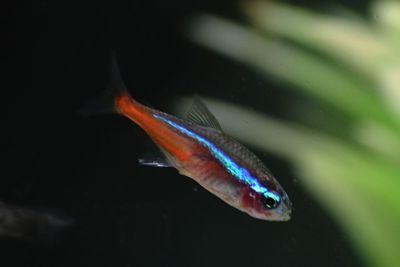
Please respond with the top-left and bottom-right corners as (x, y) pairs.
(3, 1), (378, 266)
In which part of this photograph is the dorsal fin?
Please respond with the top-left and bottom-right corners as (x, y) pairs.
(185, 95), (223, 131)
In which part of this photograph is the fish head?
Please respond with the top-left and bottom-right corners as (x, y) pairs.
(240, 175), (292, 221)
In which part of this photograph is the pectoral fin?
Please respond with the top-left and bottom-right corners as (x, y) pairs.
(138, 157), (172, 168)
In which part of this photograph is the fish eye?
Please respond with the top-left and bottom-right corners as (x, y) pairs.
(262, 195), (280, 209)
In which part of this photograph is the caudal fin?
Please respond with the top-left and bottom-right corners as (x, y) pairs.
(108, 51), (129, 95)
(78, 52), (131, 116)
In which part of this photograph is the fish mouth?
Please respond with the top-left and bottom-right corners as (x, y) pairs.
(277, 194), (292, 220)
(277, 212), (291, 221)
(247, 206), (291, 221)
(242, 193), (292, 221)
(270, 210), (291, 221)
(266, 200), (292, 221)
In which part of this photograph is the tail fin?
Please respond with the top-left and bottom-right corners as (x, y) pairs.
(108, 51), (128, 96)
(78, 52), (130, 116)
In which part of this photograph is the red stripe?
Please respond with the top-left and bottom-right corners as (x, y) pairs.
(115, 94), (193, 162)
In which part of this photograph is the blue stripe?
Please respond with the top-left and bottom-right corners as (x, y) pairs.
(154, 114), (279, 202)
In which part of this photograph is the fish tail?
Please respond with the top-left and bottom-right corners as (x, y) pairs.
(78, 52), (138, 116)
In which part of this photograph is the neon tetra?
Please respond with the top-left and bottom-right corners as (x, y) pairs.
(106, 57), (292, 221)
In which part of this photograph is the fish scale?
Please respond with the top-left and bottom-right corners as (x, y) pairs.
(162, 115), (274, 182)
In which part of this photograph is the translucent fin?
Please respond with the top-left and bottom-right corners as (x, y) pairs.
(108, 51), (128, 94)
(137, 144), (172, 168)
(138, 158), (171, 168)
(185, 95), (223, 130)
(77, 51), (129, 116)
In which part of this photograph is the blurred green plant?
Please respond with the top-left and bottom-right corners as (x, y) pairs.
(187, 1), (400, 267)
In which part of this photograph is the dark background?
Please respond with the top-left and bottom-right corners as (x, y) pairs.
(3, 1), (371, 266)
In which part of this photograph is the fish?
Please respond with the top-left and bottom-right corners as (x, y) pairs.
(0, 200), (75, 243)
(94, 55), (292, 221)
